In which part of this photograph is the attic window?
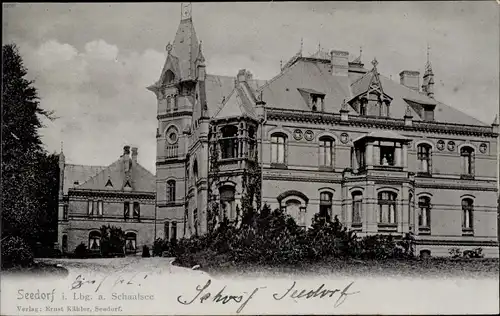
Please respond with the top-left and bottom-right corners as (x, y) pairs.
(423, 107), (434, 121)
(105, 179), (113, 187)
(311, 94), (325, 111)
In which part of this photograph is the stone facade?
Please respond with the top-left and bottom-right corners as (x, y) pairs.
(57, 146), (156, 255)
(149, 4), (499, 257)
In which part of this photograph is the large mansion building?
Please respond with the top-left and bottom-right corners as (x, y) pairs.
(148, 4), (499, 257)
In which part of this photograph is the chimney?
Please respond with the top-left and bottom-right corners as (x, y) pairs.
(399, 71), (420, 91)
(131, 147), (138, 163)
(237, 69), (247, 82)
(330, 50), (349, 76)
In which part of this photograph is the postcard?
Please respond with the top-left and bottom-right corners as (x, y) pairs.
(2, 2), (499, 315)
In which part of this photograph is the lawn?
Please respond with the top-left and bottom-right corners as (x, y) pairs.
(174, 253), (499, 279)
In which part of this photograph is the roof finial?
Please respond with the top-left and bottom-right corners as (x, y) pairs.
(280, 59), (283, 70)
(318, 42), (321, 53)
(371, 57), (378, 69)
(427, 43), (431, 64)
(300, 37), (303, 55)
(60, 141), (64, 153)
(359, 46), (363, 59)
(181, 2), (192, 20)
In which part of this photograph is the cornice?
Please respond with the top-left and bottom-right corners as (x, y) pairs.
(68, 189), (155, 199)
(415, 239), (498, 247)
(264, 108), (496, 138)
(157, 110), (193, 120)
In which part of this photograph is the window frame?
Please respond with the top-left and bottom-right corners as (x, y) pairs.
(123, 201), (130, 219)
(125, 232), (137, 254)
(88, 231), (101, 251)
(220, 125), (239, 160)
(270, 133), (287, 166)
(460, 146), (475, 178)
(418, 196), (431, 233)
(352, 191), (363, 227)
(319, 136), (335, 168)
(461, 198), (474, 233)
(417, 144), (432, 175)
(319, 192), (333, 219)
(133, 202), (140, 219)
(377, 191), (398, 226)
(167, 180), (176, 203)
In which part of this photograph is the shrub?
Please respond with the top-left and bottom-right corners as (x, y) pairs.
(99, 225), (125, 257)
(74, 243), (88, 258)
(142, 245), (151, 257)
(1, 236), (34, 269)
(463, 247), (484, 259)
(449, 247), (462, 258)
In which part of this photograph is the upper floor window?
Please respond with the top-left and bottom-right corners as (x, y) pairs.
(62, 235), (68, 253)
(124, 201), (130, 219)
(319, 136), (335, 168)
(379, 102), (390, 117)
(220, 125), (239, 159)
(311, 94), (324, 111)
(418, 196), (431, 229)
(374, 141), (401, 167)
(352, 192), (363, 225)
(359, 101), (367, 116)
(460, 147), (475, 176)
(193, 160), (199, 183)
(87, 200), (94, 216)
(408, 193), (414, 230)
(378, 191), (397, 224)
(167, 180), (176, 202)
(417, 144), (432, 174)
(133, 202), (140, 219)
(462, 198), (474, 230)
(97, 200), (103, 216)
(63, 205), (69, 220)
(271, 133), (287, 165)
(319, 192), (333, 220)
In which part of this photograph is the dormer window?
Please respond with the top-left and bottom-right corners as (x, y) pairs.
(298, 88), (325, 112)
(311, 94), (325, 111)
(423, 107), (434, 121)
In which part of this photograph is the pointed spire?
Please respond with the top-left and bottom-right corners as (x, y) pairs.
(300, 38), (303, 56)
(493, 115), (499, 126)
(360, 46), (363, 60)
(60, 141), (64, 153)
(422, 44), (435, 98)
(280, 59), (283, 70)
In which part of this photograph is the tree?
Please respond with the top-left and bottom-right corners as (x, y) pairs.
(99, 225), (126, 257)
(1, 43), (55, 248)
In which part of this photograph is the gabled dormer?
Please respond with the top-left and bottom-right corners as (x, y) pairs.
(297, 88), (326, 112)
(403, 98), (436, 121)
(348, 58), (393, 117)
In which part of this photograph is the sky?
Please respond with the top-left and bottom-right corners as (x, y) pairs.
(3, 2), (499, 174)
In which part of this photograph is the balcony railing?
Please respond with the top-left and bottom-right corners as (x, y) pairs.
(165, 145), (178, 158)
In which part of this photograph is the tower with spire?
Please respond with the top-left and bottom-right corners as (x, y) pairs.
(148, 2), (210, 238)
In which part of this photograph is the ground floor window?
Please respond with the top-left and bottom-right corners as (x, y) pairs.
(352, 192), (363, 225)
(62, 235), (68, 253)
(378, 191), (397, 224)
(125, 232), (137, 253)
(89, 231), (101, 251)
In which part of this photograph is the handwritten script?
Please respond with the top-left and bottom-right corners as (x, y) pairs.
(177, 279), (360, 314)
(70, 272), (149, 293)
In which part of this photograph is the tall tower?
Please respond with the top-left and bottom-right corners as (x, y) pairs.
(148, 3), (209, 239)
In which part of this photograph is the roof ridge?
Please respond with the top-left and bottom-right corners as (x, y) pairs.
(211, 87), (237, 118)
(65, 163), (107, 169)
(78, 158), (122, 188)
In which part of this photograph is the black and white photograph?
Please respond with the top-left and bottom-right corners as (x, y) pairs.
(1, 2), (499, 315)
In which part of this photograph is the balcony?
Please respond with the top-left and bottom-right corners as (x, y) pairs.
(165, 145), (178, 158)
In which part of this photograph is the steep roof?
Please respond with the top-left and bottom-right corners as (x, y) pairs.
(63, 164), (106, 195)
(212, 83), (257, 120)
(77, 156), (155, 193)
(257, 58), (352, 113)
(205, 74), (265, 118)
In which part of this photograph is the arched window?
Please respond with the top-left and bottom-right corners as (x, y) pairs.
(220, 186), (236, 220)
(418, 196), (431, 230)
(125, 232), (137, 254)
(417, 144), (432, 174)
(271, 133), (287, 165)
(88, 231), (101, 251)
(62, 235), (68, 253)
(460, 147), (475, 176)
(319, 136), (335, 168)
(285, 199), (303, 227)
(165, 70), (175, 84)
(220, 125), (239, 159)
(462, 198), (474, 230)
(352, 191), (363, 226)
(167, 180), (176, 202)
(319, 192), (333, 220)
(378, 191), (397, 224)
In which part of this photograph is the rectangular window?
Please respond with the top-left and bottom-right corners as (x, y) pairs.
(418, 197), (431, 229)
(418, 145), (432, 174)
(352, 194), (363, 224)
(133, 202), (140, 219)
(63, 205), (69, 220)
(462, 199), (474, 230)
(379, 146), (395, 166)
(424, 109), (434, 121)
(164, 221), (170, 240)
(97, 200), (103, 216)
(87, 200), (94, 216)
(271, 135), (286, 164)
(299, 208), (306, 228)
(378, 192), (397, 224)
(193, 209), (198, 236)
(124, 202), (130, 219)
(171, 222), (177, 240)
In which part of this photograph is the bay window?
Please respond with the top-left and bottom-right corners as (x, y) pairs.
(378, 191), (397, 225)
